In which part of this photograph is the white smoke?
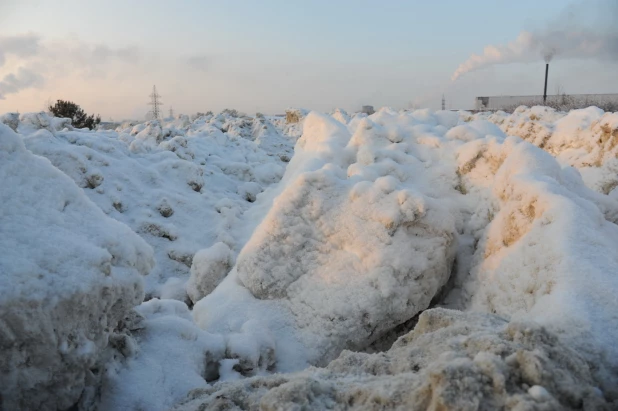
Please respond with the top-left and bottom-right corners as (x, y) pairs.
(451, 1), (618, 81)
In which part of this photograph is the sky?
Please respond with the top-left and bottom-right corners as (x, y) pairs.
(0, 0), (616, 119)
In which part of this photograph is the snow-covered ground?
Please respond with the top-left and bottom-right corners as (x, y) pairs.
(2, 105), (618, 410)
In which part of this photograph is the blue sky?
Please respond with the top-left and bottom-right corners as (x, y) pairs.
(1, 0), (615, 118)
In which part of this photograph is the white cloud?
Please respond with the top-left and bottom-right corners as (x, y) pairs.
(0, 33), (41, 67)
(186, 54), (212, 72)
(0, 67), (45, 99)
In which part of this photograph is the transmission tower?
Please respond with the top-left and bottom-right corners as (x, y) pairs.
(148, 85), (163, 120)
(441, 94), (446, 111)
(169, 106), (174, 118)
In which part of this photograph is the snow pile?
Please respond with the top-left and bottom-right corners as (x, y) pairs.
(99, 299), (226, 411)
(0, 112), (19, 130)
(186, 242), (234, 304)
(16, 111), (291, 299)
(4, 104), (618, 410)
(172, 308), (617, 411)
(18, 111), (73, 134)
(251, 113), (296, 162)
(473, 106), (618, 196)
(241, 113), (456, 361)
(195, 112), (458, 367)
(0, 124), (154, 410)
(3, 110), (300, 409)
(331, 107), (351, 125)
(455, 135), (618, 360)
(181, 107), (618, 409)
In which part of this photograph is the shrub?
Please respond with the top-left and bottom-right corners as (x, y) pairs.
(48, 100), (101, 129)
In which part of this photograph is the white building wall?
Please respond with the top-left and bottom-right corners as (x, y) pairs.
(475, 94), (618, 111)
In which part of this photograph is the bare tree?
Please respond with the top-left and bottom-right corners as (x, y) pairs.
(554, 83), (565, 97)
(43, 97), (53, 113)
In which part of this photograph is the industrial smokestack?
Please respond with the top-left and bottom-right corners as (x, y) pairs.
(451, 0), (618, 82)
(543, 63), (549, 104)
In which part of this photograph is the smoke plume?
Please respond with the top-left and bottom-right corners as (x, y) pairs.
(451, 0), (618, 81)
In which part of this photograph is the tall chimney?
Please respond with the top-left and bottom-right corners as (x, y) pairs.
(543, 63), (549, 104)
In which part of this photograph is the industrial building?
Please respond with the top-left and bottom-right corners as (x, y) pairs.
(474, 63), (618, 111)
(361, 105), (375, 115)
(475, 93), (618, 111)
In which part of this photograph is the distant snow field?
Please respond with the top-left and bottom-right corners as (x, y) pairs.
(2, 106), (618, 410)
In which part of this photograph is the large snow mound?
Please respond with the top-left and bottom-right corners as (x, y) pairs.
(0, 124), (154, 410)
(194, 111), (460, 369)
(235, 112), (457, 363)
(172, 308), (618, 410)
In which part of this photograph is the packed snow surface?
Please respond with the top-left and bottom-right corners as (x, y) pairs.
(2, 105), (618, 410)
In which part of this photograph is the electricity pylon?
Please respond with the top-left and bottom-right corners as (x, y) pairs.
(148, 85), (163, 120)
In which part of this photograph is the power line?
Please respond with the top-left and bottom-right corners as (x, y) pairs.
(148, 85), (163, 120)
(169, 106), (174, 118)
